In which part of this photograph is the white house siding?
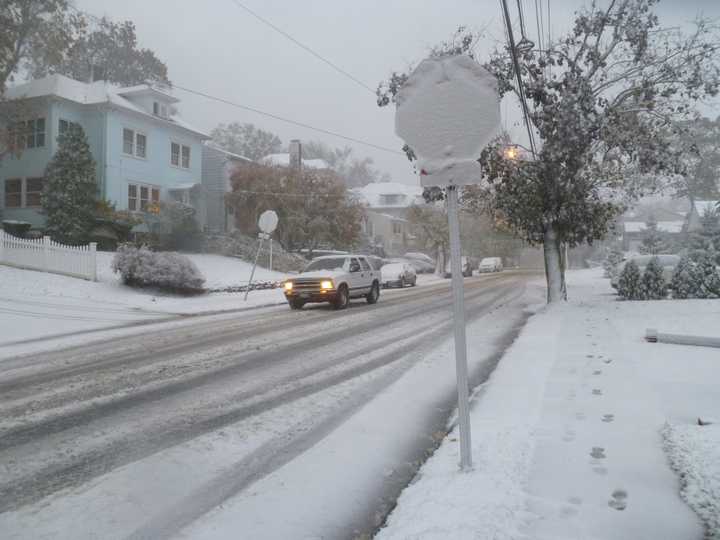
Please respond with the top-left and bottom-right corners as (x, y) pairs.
(201, 145), (252, 233)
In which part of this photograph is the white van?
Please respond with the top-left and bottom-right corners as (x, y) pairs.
(478, 257), (503, 273)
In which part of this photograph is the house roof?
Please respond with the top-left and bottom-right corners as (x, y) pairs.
(203, 143), (253, 162)
(5, 74), (208, 138)
(115, 84), (179, 103)
(694, 200), (719, 216)
(352, 181), (424, 208)
(623, 221), (684, 234)
(260, 153), (330, 170)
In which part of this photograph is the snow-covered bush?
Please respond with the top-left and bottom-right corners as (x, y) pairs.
(603, 249), (624, 278)
(641, 257), (667, 300)
(112, 245), (205, 292)
(617, 260), (643, 300)
(690, 253), (720, 299)
(670, 256), (696, 299)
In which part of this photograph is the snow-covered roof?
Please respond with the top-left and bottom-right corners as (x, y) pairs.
(5, 74), (208, 138)
(115, 84), (179, 103)
(694, 200), (719, 216)
(203, 143), (253, 162)
(623, 221), (684, 233)
(352, 181), (424, 208)
(260, 153), (330, 170)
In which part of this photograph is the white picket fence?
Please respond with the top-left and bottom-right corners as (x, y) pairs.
(0, 230), (97, 281)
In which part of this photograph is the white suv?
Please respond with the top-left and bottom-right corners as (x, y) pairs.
(283, 255), (381, 310)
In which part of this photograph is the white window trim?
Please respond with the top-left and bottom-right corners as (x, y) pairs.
(170, 140), (192, 169)
(127, 181), (161, 212)
(122, 127), (148, 160)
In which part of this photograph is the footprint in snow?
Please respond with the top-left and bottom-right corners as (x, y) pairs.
(590, 447), (606, 459)
(593, 466), (608, 475)
(603, 358), (613, 364)
(592, 388), (603, 396)
(593, 370), (602, 376)
(608, 489), (628, 511)
(602, 414), (615, 423)
(567, 496), (583, 505)
(575, 412), (586, 421)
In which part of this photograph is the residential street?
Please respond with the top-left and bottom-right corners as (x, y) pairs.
(0, 272), (535, 539)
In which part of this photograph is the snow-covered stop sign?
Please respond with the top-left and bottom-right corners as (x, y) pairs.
(395, 55), (501, 188)
(258, 210), (278, 234)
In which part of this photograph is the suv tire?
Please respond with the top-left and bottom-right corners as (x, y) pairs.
(366, 282), (380, 304)
(333, 285), (349, 310)
(289, 298), (305, 310)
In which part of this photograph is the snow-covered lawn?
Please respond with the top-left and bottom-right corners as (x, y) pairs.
(377, 268), (720, 540)
(0, 252), (289, 351)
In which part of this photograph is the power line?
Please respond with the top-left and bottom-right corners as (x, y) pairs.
(172, 84), (403, 155)
(227, 0), (376, 95)
(499, 0), (538, 157)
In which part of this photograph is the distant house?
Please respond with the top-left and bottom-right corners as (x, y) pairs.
(686, 200), (720, 232)
(260, 140), (329, 171)
(621, 220), (684, 251)
(1, 74), (210, 230)
(351, 181), (424, 255)
(201, 144), (253, 233)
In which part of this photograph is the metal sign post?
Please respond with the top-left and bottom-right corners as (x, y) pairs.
(446, 185), (472, 470)
(245, 210), (279, 302)
(394, 54), (501, 471)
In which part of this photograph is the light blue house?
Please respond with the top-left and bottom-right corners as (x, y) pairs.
(1, 74), (209, 230)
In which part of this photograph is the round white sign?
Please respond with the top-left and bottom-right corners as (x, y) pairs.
(258, 210), (279, 234)
(395, 55), (501, 187)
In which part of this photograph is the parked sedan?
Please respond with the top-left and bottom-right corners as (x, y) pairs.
(610, 254), (680, 289)
(381, 262), (417, 288)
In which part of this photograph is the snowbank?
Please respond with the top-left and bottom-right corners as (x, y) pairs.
(377, 268), (719, 539)
(663, 423), (720, 539)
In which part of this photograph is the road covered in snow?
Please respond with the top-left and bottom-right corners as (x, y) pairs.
(0, 271), (539, 539)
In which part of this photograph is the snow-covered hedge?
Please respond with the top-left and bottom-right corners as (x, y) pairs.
(112, 245), (206, 293)
(617, 260), (643, 300)
(641, 257), (667, 300)
(670, 254), (720, 299)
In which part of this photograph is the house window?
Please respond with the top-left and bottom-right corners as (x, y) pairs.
(123, 128), (147, 158)
(25, 178), (44, 207)
(128, 183), (160, 211)
(153, 102), (159, 115)
(123, 128), (135, 155)
(3, 178), (43, 208)
(171, 142), (180, 166)
(58, 119), (80, 136)
(392, 222), (403, 235)
(181, 145), (190, 168)
(10, 118), (45, 150)
(136, 133), (147, 158)
(128, 184), (138, 211)
(4, 179), (22, 208)
(25, 118), (45, 148)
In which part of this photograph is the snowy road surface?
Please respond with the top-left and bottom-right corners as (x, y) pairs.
(0, 272), (536, 539)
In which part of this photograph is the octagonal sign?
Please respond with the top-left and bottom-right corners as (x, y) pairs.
(395, 55), (501, 187)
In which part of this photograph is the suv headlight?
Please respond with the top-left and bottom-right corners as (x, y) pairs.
(284, 281), (293, 291)
(320, 280), (333, 290)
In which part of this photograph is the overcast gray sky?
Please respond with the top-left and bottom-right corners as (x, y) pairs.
(77, 0), (720, 184)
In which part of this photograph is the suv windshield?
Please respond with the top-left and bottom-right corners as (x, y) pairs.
(303, 258), (347, 272)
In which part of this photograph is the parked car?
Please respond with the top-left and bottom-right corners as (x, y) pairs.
(365, 255), (386, 272)
(381, 261), (417, 288)
(478, 257), (503, 273)
(610, 254), (680, 289)
(444, 256), (473, 278)
(404, 252), (435, 266)
(283, 255), (380, 310)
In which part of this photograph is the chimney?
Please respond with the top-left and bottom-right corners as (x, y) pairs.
(289, 139), (302, 172)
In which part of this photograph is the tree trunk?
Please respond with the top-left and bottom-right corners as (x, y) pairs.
(543, 226), (567, 303)
(435, 245), (445, 276)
